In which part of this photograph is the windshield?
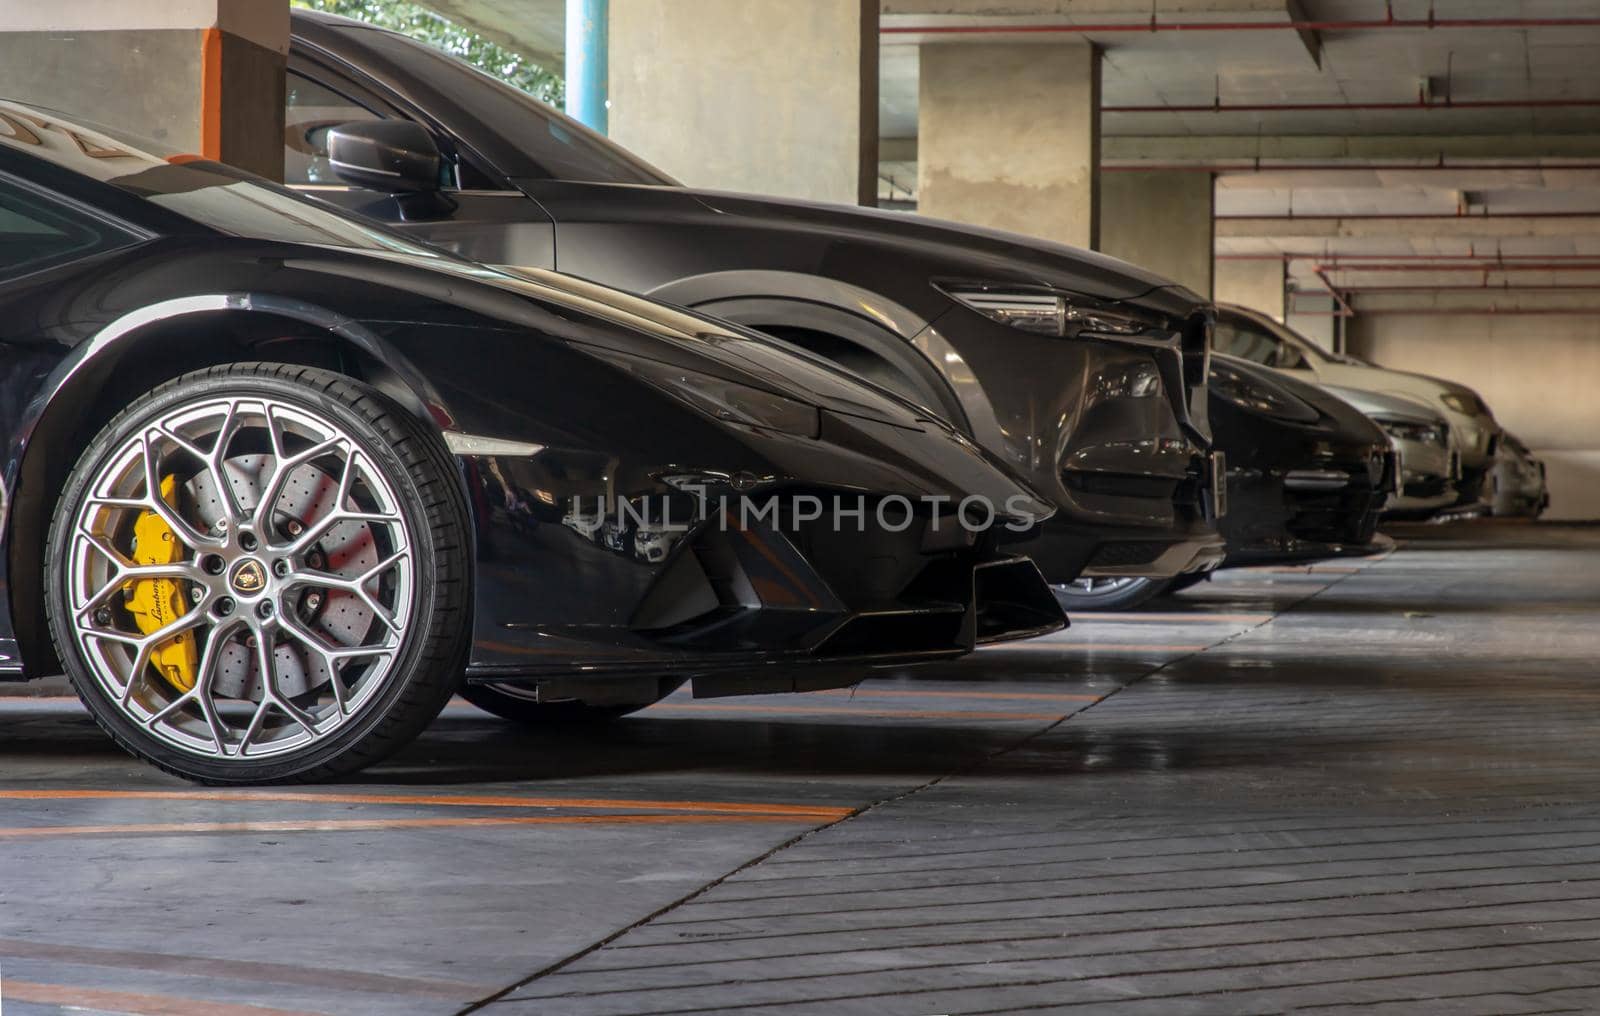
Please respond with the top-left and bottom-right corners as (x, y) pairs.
(0, 101), (456, 258)
(1248, 310), (1335, 364)
(343, 28), (677, 187)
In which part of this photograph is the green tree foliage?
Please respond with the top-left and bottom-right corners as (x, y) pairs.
(290, 0), (564, 105)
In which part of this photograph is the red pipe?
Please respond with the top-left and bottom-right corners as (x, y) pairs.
(883, 18), (1600, 36)
(1216, 211), (1600, 221)
(1106, 97), (1600, 114)
(1334, 283), (1600, 293)
(1104, 162), (1600, 173)
(1312, 268), (1354, 318)
(1342, 307), (1600, 316)
(1317, 262), (1600, 272)
(1216, 252), (1600, 263)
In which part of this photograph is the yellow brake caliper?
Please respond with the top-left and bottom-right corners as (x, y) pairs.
(123, 474), (199, 692)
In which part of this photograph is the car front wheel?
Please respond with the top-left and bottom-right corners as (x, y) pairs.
(46, 363), (470, 784)
(1051, 576), (1171, 612)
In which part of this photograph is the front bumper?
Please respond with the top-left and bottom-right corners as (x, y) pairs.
(1221, 447), (1394, 567)
(1009, 449), (1227, 582)
(466, 499), (1065, 698)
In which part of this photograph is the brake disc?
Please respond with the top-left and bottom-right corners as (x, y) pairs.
(182, 455), (380, 701)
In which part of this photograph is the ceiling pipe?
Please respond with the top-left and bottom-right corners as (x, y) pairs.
(1216, 211), (1600, 221)
(881, 17), (1600, 37)
(1312, 268), (1355, 318)
(1327, 283), (1600, 293)
(1336, 307), (1600, 316)
(1105, 97), (1600, 114)
(1105, 162), (1600, 173)
(1316, 262), (1600, 272)
(1216, 252), (1600, 263)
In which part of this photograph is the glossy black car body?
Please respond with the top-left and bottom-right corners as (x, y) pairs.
(1208, 355), (1395, 569)
(1054, 355), (1394, 610)
(0, 104), (1065, 705)
(285, 11), (1223, 588)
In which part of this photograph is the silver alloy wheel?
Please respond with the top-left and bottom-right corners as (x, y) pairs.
(1054, 577), (1149, 596)
(66, 395), (414, 761)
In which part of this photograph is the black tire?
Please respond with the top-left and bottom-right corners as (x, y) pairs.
(46, 363), (471, 784)
(1051, 577), (1173, 612)
(459, 679), (682, 726)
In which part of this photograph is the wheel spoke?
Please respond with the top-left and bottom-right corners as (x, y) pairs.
(187, 619), (239, 754)
(138, 430), (221, 550)
(252, 436), (347, 533)
(253, 629), (320, 735)
(236, 697), (272, 757)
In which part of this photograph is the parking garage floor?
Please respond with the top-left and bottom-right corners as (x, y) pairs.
(1, 522), (1598, 1015)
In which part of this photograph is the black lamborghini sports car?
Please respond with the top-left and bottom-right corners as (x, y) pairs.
(0, 102), (1064, 783)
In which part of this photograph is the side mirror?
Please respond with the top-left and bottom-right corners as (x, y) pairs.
(326, 121), (442, 194)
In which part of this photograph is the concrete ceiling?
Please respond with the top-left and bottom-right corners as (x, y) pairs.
(416, 0), (565, 70)
(880, 0), (1600, 305)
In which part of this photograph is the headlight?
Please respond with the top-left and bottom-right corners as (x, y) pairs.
(1210, 363), (1320, 423)
(597, 352), (820, 437)
(1439, 391), (1478, 415)
(1376, 417), (1445, 447)
(937, 282), (1161, 338)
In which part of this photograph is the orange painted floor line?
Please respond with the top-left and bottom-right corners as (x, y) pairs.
(800, 687), (1102, 703)
(0, 936), (483, 1000)
(0, 788), (851, 820)
(0, 978), (326, 1016)
(1259, 565), (1364, 574)
(0, 812), (827, 841)
(645, 702), (1064, 721)
(1083, 612), (1273, 624)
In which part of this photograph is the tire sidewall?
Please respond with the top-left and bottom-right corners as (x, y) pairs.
(46, 367), (462, 783)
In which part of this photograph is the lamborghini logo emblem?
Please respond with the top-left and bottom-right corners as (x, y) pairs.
(231, 559), (267, 594)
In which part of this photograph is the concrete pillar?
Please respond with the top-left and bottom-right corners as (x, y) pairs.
(1286, 293), (1338, 353)
(1215, 258), (1287, 320)
(565, 0), (608, 133)
(1100, 170), (1215, 297)
(608, 0), (878, 205)
(0, 2), (287, 180)
(918, 41), (1100, 248)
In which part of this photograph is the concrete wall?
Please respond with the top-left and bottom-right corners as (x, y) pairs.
(1347, 313), (1600, 520)
(608, 0), (877, 205)
(917, 40), (1100, 248)
(0, 31), (206, 152)
(1215, 258), (1285, 321)
(0, 3), (286, 178)
(1287, 293), (1338, 354)
(1100, 170), (1213, 297)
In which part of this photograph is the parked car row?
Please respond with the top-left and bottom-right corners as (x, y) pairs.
(0, 11), (1540, 782)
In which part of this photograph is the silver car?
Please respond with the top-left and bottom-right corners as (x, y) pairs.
(1322, 386), (1460, 519)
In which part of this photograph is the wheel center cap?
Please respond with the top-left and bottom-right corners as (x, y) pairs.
(230, 558), (268, 595)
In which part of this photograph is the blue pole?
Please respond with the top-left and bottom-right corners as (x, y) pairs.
(565, 0), (609, 134)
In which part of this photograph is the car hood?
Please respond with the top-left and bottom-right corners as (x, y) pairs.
(1216, 354), (1385, 442)
(319, 245), (962, 432)
(539, 182), (1204, 313)
(1319, 384), (1448, 425)
(1305, 361), (1464, 413)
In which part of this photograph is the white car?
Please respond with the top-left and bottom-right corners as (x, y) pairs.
(1322, 385), (1459, 519)
(1214, 304), (1503, 505)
